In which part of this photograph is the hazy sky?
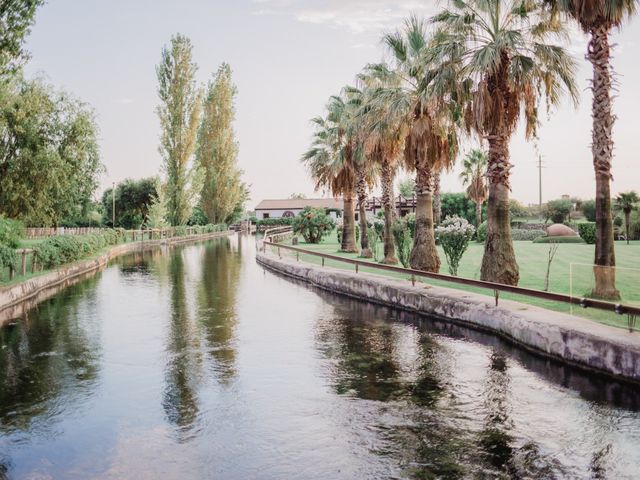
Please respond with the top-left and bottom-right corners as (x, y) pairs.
(24, 0), (640, 209)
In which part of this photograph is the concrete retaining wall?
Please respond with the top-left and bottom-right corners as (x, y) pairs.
(257, 250), (640, 383)
(0, 231), (233, 325)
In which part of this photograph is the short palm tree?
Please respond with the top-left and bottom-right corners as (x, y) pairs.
(432, 0), (578, 285)
(614, 191), (638, 245)
(545, 0), (636, 298)
(459, 149), (488, 227)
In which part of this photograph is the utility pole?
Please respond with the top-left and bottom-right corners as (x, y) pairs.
(112, 181), (116, 228)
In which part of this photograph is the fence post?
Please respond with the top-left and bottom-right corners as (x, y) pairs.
(21, 250), (27, 276)
(494, 290), (499, 307)
(9, 265), (14, 280)
(411, 275), (415, 287)
(32, 258), (37, 274)
(355, 263), (359, 274)
(322, 258), (325, 267)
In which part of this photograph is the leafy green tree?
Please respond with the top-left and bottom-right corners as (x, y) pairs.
(0, 77), (102, 226)
(543, 199), (572, 224)
(581, 199), (596, 222)
(433, 0), (578, 285)
(398, 177), (416, 198)
(292, 207), (335, 243)
(102, 178), (157, 229)
(0, 0), (43, 77)
(545, 0), (636, 298)
(196, 63), (247, 225)
(614, 191), (639, 245)
(156, 34), (202, 226)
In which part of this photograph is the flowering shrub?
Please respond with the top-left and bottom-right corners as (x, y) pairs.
(435, 216), (475, 276)
(292, 207), (335, 243)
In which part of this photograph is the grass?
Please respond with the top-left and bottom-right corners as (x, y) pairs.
(278, 235), (640, 331)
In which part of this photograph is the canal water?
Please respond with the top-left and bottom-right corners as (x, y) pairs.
(0, 236), (639, 479)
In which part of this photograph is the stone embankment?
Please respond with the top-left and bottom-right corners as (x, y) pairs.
(257, 249), (640, 383)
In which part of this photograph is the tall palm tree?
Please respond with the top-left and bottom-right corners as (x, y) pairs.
(370, 17), (460, 273)
(302, 97), (358, 253)
(614, 191), (638, 245)
(432, 0), (578, 285)
(545, 1), (636, 297)
(459, 149), (488, 227)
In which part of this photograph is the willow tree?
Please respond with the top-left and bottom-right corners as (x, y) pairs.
(372, 17), (459, 272)
(432, 0), (578, 285)
(459, 149), (488, 227)
(156, 34), (202, 226)
(0, 0), (43, 77)
(545, 0), (636, 298)
(196, 63), (245, 225)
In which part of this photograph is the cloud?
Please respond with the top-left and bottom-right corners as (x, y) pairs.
(114, 97), (135, 105)
(252, 0), (439, 34)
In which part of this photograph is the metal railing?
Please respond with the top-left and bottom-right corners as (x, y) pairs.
(262, 240), (640, 330)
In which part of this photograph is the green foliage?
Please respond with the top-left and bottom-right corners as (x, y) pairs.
(256, 218), (294, 228)
(0, 1), (43, 77)
(188, 205), (209, 226)
(435, 216), (475, 276)
(102, 178), (157, 229)
(292, 207), (335, 244)
(336, 224), (360, 244)
(197, 63), (248, 225)
(0, 217), (24, 248)
(404, 213), (416, 238)
(398, 177), (416, 198)
(543, 199), (573, 224)
(578, 223), (596, 244)
(0, 245), (18, 271)
(511, 229), (546, 241)
(33, 229), (123, 269)
(0, 77), (103, 226)
(145, 179), (169, 229)
(581, 199), (596, 222)
(391, 219), (412, 268)
(476, 221), (487, 243)
(440, 193), (478, 224)
(174, 225), (187, 237)
(367, 226), (381, 261)
(157, 34), (201, 226)
(533, 236), (585, 244)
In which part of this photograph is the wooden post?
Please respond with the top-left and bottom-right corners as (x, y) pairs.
(21, 250), (27, 276)
(9, 265), (14, 280)
(32, 258), (37, 273)
(355, 263), (359, 273)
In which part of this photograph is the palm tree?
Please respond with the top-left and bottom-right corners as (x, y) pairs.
(432, 0), (578, 285)
(614, 191), (638, 245)
(459, 149), (488, 227)
(545, 1), (636, 297)
(371, 17), (460, 273)
(302, 97), (358, 253)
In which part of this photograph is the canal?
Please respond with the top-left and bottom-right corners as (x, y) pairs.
(0, 236), (639, 479)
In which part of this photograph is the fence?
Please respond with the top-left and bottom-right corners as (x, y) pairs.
(24, 227), (105, 238)
(1, 227), (227, 284)
(261, 237), (640, 332)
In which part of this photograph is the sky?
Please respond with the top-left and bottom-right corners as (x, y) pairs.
(23, 0), (640, 209)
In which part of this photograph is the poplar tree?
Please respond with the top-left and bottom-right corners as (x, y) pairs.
(196, 63), (246, 225)
(156, 34), (201, 226)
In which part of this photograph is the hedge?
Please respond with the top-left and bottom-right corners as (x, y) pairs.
(512, 228), (546, 241)
(33, 230), (125, 269)
(578, 223), (596, 244)
(533, 236), (585, 244)
(0, 217), (23, 248)
(256, 218), (294, 227)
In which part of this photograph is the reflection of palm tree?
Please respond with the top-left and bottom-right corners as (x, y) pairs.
(162, 252), (200, 436)
(197, 239), (240, 382)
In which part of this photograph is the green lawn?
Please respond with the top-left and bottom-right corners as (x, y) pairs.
(277, 236), (640, 330)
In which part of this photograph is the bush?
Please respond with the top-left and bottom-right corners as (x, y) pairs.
(256, 218), (294, 228)
(405, 213), (416, 238)
(533, 236), (585, 244)
(581, 199), (596, 222)
(292, 207), (335, 243)
(476, 221), (487, 243)
(0, 244), (18, 271)
(578, 223), (596, 244)
(0, 217), (24, 248)
(436, 216), (475, 276)
(511, 229), (546, 241)
(543, 199), (573, 224)
(33, 229), (123, 269)
(392, 219), (412, 268)
(336, 224), (360, 244)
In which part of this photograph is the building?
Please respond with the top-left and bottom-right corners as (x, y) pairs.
(254, 198), (343, 219)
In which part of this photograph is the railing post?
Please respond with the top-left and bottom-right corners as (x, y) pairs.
(32, 258), (37, 274)
(322, 258), (325, 267)
(21, 250), (27, 276)
(411, 275), (415, 287)
(355, 263), (358, 274)
(494, 290), (499, 307)
(9, 265), (14, 280)
(296, 252), (299, 262)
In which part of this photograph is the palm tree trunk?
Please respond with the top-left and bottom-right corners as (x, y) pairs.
(410, 166), (440, 272)
(341, 191), (358, 253)
(475, 201), (482, 227)
(480, 133), (519, 285)
(380, 158), (398, 264)
(432, 171), (442, 225)
(355, 162), (372, 258)
(588, 24), (619, 299)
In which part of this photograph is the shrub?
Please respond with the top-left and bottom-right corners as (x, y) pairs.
(476, 221), (487, 243)
(533, 236), (585, 244)
(256, 218), (294, 228)
(292, 207), (335, 243)
(0, 217), (24, 248)
(578, 223), (596, 244)
(336, 224), (360, 244)
(33, 229), (123, 269)
(581, 199), (596, 222)
(175, 225), (188, 237)
(405, 213), (416, 238)
(436, 216), (475, 276)
(391, 219), (412, 268)
(511, 229), (546, 241)
(543, 199), (573, 224)
(0, 244), (18, 271)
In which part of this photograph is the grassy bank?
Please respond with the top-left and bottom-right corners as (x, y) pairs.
(278, 236), (640, 330)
